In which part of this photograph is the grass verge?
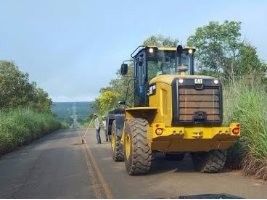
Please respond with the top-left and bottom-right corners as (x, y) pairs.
(0, 108), (62, 155)
(224, 78), (267, 180)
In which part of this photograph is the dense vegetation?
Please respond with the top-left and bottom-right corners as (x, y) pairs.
(224, 79), (267, 180)
(93, 20), (267, 179)
(0, 61), (61, 155)
(0, 108), (61, 154)
(188, 21), (267, 180)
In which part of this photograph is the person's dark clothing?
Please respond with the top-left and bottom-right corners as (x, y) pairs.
(96, 128), (101, 144)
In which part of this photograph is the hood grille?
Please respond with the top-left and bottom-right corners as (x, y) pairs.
(179, 88), (220, 122)
(172, 79), (222, 125)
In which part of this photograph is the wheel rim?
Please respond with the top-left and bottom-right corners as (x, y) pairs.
(111, 131), (116, 152)
(125, 133), (131, 160)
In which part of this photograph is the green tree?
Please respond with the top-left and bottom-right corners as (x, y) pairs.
(187, 21), (242, 79)
(187, 21), (266, 80)
(30, 86), (52, 112)
(95, 90), (119, 116)
(235, 43), (266, 77)
(92, 66), (134, 116)
(0, 61), (33, 108)
(0, 60), (52, 111)
(109, 65), (134, 105)
(143, 34), (178, 47)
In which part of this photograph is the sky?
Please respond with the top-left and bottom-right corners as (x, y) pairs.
(1, 0), (267, 102)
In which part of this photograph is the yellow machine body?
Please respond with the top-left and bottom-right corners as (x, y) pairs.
(123, 74), (240, 153)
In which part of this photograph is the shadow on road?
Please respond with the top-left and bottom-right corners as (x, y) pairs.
(149, 153), (195, 175)
(149, 152), (235, 175)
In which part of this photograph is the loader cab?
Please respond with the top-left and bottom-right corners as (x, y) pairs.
(121, 45), (195, 107)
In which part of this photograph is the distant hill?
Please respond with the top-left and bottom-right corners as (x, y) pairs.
(52, 102), (94, 125)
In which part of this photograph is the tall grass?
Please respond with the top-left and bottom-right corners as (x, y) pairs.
(0, 108), (61, 155)
(224, 78), (267, 180)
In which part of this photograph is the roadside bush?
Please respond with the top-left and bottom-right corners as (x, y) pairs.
(224, 77), (267, 180)
(0, 108), (61, 155)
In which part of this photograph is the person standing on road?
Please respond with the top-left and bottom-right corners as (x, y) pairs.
(102, 117), (108, 142)
(94, 114), (101, 144)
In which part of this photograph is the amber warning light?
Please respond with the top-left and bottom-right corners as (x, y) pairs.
(232, 124), (240, 135)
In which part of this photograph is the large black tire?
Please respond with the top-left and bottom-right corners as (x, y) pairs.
(164, 153), (185, 161)
(191, 150), (227, 173)
(124, 118), (152, 175)
(111, 121), (124, 162)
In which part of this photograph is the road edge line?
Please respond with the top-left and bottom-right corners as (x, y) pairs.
(79, 129), (113, 199)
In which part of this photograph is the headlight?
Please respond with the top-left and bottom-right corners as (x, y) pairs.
(148, 48), (154, 53)
(178, 79), (184, 84)
(214, 79), (219, 84)
(188, 49), (193, 54)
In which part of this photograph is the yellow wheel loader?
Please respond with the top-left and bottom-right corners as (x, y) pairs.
(106, 45), (240, 175)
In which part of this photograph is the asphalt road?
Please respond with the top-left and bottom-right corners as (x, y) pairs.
(0, 129), (97, 198)
(0, 128), (267, 198)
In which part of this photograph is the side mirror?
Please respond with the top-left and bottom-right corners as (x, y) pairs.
(177, 45), (183, 54)
(120, 64), (128, 75)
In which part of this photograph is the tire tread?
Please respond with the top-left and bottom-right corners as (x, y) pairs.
(125, 118), (152, 175)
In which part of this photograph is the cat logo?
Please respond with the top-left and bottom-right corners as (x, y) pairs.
(194, 78), (203, 84)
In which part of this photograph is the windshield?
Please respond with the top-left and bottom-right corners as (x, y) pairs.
(147, 50), (190, 81)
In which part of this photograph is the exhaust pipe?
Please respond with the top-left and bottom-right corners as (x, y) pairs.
(189, 54), (194, 75)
